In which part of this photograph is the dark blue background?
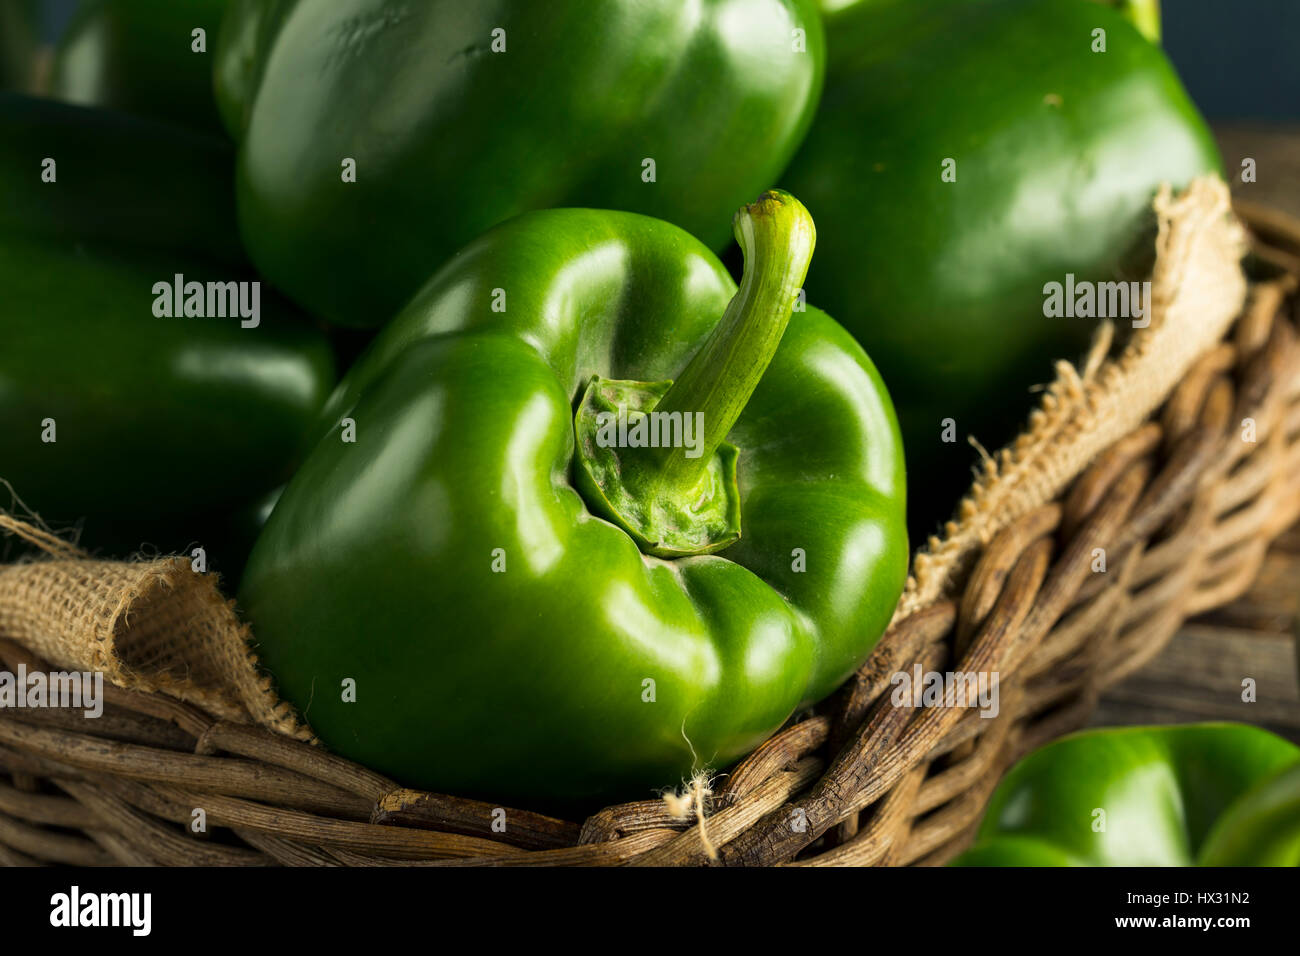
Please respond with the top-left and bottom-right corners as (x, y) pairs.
(1163, 0), (1299, 120)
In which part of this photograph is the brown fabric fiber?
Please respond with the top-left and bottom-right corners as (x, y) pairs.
(0, 175), (1247, 743)
(0, 515), (309, 741)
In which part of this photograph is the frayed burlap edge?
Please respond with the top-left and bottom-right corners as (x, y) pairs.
(898, 176), (1249, 620)
(0, 512), (312, 742)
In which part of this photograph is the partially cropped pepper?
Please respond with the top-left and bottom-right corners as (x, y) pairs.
(0, 94), (334, 559)
(783, 0), (1218, 535)
(214, 0), (826, 328)
(50, 0), (230, 134)
(954, 724), (1300, 866)
(239, 192), (908, 803)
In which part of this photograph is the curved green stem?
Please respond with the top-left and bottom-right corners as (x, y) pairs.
(648, 189), (815, 491)
(572, 189), (816, 557)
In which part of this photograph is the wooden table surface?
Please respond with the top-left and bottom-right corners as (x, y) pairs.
(1088, 125), (1300, 743)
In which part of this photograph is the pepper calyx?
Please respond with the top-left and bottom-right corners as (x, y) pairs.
(572, 189), (814, 559)
(573, 376), (741, 558)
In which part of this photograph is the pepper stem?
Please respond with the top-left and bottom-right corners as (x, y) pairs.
(571, 190), (816, 558)
(1103, 0), (1160, 43)
(648, 189), (815, 491)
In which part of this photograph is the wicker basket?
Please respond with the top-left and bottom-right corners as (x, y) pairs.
(1, 201), (1298, 867)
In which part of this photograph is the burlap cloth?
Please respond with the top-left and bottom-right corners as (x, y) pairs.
(0, 176), (1248, 744)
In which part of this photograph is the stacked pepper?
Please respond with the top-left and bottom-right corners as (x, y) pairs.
(213, 0), (827, 327)
(782, 0), (1221, 535)
(0, 93), (334, 568)
(49, 0), (231, 133)
(955, 724), (1300, 866)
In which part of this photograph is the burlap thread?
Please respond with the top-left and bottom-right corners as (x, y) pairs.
(0, 512), (310, 741)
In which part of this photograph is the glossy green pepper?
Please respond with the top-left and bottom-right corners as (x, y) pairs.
(0, 94), (334, 555)
(954, 724), (1300, 866)
(239, 192), (908, 803)
(214, 0), (826, 328)
(782, 0), (1219, 535)
(51, 0), (229, 134)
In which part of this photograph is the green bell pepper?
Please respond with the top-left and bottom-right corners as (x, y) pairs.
(214, 0), (826, 328)
(51, 0), (229, 134)
(0, 94), (334, 555)
(239, 192), (908, 803)
(782, 0), (1219, 534)
(954, 724), (1300, 866)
